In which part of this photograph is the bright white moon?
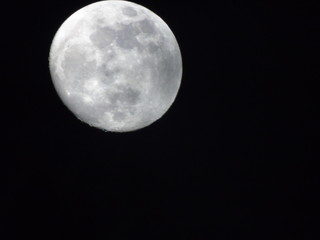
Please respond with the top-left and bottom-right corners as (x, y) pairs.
(49, 0), (182, 132)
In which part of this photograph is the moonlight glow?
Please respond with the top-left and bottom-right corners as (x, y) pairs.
(49, 0), (182, 132)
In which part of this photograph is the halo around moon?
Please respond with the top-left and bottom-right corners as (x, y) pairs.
(49, 0), (182, 132)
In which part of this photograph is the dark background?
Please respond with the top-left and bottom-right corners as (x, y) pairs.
(2, 0), (318, 239)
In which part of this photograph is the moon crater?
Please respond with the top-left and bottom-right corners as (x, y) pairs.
(122, 6), (138, 17)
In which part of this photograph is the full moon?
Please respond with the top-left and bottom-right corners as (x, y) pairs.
(49, 0), (182, 132)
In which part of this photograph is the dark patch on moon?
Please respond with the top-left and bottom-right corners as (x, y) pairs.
(138, 19), (156, 34)
(112, 111), (126, 121)
(90, 27), (116, 49)
(121, 87), (141, 104)
(98, 64), (121, 84)
(147, 42), (159, 53)
(122, 6), (137, 17)
(116, 24), (140, 49)
(109, 85), (141, 106)
(100, 64), (120, 78)
(102, 50), (116, 62)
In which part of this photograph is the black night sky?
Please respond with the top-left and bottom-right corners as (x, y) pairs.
(2, 1), (318, 239)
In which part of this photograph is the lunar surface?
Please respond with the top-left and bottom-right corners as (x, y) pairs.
(49, 0), (182, 132)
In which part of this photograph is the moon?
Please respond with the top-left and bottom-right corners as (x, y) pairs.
(49, 0), (182, 132)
